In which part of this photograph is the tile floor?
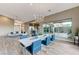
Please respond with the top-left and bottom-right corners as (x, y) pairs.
(0, 36), (79, 55)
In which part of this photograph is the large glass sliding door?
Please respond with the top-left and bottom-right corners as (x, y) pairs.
(42, 19), (72, 40)
(43, 23), (54, 34)
(54, 19), (72, 39)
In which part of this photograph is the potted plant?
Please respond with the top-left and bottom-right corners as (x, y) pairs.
(75, 28), (79, 36)
(73, 28), (79, 45)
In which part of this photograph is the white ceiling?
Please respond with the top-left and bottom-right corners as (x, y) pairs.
(0, 3), (79, 22)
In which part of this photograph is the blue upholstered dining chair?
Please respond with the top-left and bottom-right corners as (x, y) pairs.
(26, 39), (41, 55)
(42, 36), (51, 45)
(31, 40), (41, 54)
(50, 35), (55, 41)
(20, 35), (28, 39)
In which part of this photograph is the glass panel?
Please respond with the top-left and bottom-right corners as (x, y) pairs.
(54, 19), (72, 39)
(54, 21), (72, 33)
(42, 23), (54, 34)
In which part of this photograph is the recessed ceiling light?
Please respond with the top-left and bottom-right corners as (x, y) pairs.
(48, 9), (52, 12)
(30, 3), (33, 6)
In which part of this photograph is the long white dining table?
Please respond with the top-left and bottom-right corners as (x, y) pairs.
(19, 37), (40, 47)
(18, 34), (53, 47)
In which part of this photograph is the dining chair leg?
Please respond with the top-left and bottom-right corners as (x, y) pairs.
(74, 38), (76, 45)
(78, 39), (79, 46)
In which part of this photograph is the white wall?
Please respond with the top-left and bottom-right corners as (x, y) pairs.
(0, 16), (14, 36)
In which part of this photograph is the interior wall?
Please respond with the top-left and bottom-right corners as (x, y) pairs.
(44, 6), (79, 34)
(0, 16), (14, 36)
(23, 22), (29, 33)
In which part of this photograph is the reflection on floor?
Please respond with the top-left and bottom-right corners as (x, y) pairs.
(0, 36), (79, 55)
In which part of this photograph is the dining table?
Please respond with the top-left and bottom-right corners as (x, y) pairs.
(19, 34), (54, 47)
